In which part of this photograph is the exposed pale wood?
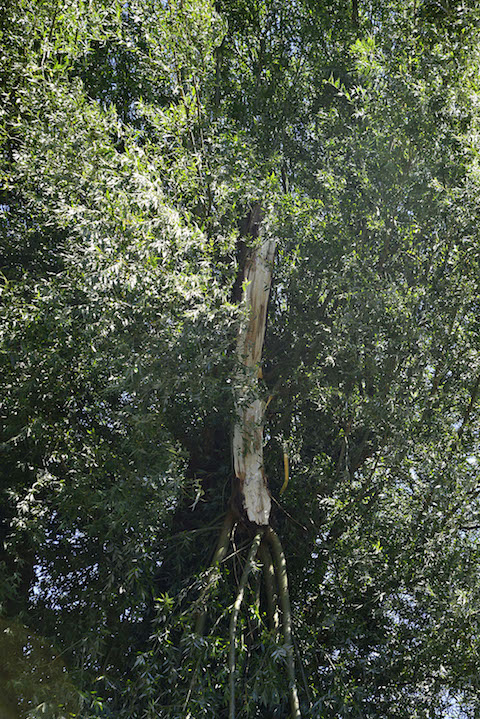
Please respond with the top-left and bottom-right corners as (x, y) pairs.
(233, 237), (276, 525)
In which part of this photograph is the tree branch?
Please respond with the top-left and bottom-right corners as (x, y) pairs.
(266, 527), (301, 719)
(195, 511), (234, 635)
(258, 541), (280, 637)
(229, 531), (263, 719)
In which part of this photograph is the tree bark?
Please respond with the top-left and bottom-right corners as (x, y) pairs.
(233, 214), (276, 525)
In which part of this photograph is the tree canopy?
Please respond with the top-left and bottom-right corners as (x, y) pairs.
(1, 1), (480, 717)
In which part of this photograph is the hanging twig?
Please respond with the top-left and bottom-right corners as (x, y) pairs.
(271, 495), (308, 533)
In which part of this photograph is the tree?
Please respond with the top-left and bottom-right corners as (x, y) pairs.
(2, 0), (480, 717)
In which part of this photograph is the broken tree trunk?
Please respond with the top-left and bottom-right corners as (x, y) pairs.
(186, 207), (302, 717)
(233, 207), (276, 525)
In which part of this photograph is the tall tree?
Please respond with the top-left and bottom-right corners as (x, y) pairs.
(2, 1), (480, 718)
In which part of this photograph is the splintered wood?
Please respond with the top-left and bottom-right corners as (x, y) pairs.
(233, 237), (276, 525)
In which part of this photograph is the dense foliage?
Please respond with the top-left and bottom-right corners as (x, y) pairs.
(1, 0), (480, 717)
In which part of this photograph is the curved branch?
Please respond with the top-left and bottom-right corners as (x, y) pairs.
(195, 511), (234, 635)
(184, 514), (234, 713)
(266, 527), (301, 719)
(229, 531), (263, 719)
(258, 541), (279, 637)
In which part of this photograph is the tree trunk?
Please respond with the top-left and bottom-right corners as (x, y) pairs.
(232, 213), (276, 525)
(188, 208), (301, 717)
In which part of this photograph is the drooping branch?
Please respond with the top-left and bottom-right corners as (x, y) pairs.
(228, 531), (264, 719)
(266, 527), (301, 719)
